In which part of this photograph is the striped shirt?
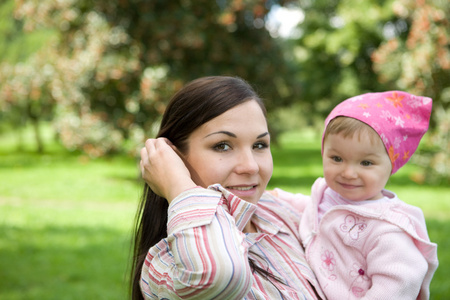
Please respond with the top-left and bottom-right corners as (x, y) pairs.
(140, 184), (324, 299)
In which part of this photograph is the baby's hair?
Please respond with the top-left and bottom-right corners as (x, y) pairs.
(324, 116), (381, 146)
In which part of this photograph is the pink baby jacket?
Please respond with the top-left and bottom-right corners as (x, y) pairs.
(299, 178), (438, 300)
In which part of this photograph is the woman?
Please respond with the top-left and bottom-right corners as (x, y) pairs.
(131, 76), (324, 299)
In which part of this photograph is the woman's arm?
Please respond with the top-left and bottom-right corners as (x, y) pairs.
(139, 139), (255, 299)
(141, 187), (255, 299)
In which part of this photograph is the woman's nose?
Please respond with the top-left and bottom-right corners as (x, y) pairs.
(235, 150), (259, 174)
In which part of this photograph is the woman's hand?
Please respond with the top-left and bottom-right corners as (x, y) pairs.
(140, 138), (196, 203)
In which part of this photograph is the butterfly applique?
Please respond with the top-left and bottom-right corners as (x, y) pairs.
(340, 215), (367, 240)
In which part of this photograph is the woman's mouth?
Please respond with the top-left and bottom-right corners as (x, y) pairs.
(228, 186), (255, 191)
(226, 185), (258, 199)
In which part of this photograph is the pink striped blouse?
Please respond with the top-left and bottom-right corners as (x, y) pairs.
(140, 184), (325, 299)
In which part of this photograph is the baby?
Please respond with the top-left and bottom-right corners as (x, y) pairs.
(300, 91), (439, 299)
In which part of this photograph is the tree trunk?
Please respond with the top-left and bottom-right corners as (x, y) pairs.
(26, 101), (44, 153)
(31, 117), (43, 153)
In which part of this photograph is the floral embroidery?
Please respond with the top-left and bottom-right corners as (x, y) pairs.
(321, 250), (336, 272)
(340, 215), (367, 240)
(328, 274), (337, 281)
(351, 287), (365, 297)
(386, 92), (404, 108)
(349, 263), (370, 297)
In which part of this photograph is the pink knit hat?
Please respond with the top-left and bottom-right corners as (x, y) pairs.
(323, 91), (432, 174)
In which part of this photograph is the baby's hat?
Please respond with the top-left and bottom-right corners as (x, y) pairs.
(323, 91), (432, 174)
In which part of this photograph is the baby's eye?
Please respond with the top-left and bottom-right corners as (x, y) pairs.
(361, 160), (373, 166)
(213, 142), (231, 152)
(332, 156), (342, 162)
(253, 142), (269, 150)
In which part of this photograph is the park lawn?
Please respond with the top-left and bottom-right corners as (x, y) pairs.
(0, 128), (449, 299)
(0, 151), (140, 299)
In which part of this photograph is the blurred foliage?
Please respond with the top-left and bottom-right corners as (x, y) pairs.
(0, 0), (448, 182)
(293, 0), (397, 119)
(0, 0), (55, 151)
(371, 0), (450, 183)
(0, 54), (55, 152)
(1, 0), (299, 157)
(0, 0), (54, 63)
(292, 0), (449, 182)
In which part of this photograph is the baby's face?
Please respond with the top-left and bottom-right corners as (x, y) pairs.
(322, 131), (392, 201)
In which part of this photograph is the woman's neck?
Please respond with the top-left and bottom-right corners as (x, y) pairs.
(243, 221), (258, 233)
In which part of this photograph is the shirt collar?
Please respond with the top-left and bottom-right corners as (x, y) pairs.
(208, 184), (284, 236)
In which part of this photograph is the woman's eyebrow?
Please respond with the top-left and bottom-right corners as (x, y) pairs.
(205, 131), (236, 138)
(257, 132), (270, 139)
(205, 131), (270, 139)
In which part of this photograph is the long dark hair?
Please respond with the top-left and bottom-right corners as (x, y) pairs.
(130, 76), (276, 300)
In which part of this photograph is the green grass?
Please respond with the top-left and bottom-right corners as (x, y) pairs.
(0, 127), (141, 299)
(0, 127), (448, 299)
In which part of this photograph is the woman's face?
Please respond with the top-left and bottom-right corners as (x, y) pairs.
(182, 100), (273, 205)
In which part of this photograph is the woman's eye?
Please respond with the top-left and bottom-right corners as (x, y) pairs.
(254, 142), (269, 150)
(332, 156), (342, 162)
(213, 142), (231, 152)
(361, 160), (373, 166)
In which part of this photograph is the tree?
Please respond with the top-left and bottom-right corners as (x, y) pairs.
(292, 0), (397, 123)
(372, 0), (450, 182)
(0, 55), (55, 152)
(372, 0), (450, 115)
(8, 0), (299, 156)
(288, 0), (448, 182)
(0, 0), (55, 152)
